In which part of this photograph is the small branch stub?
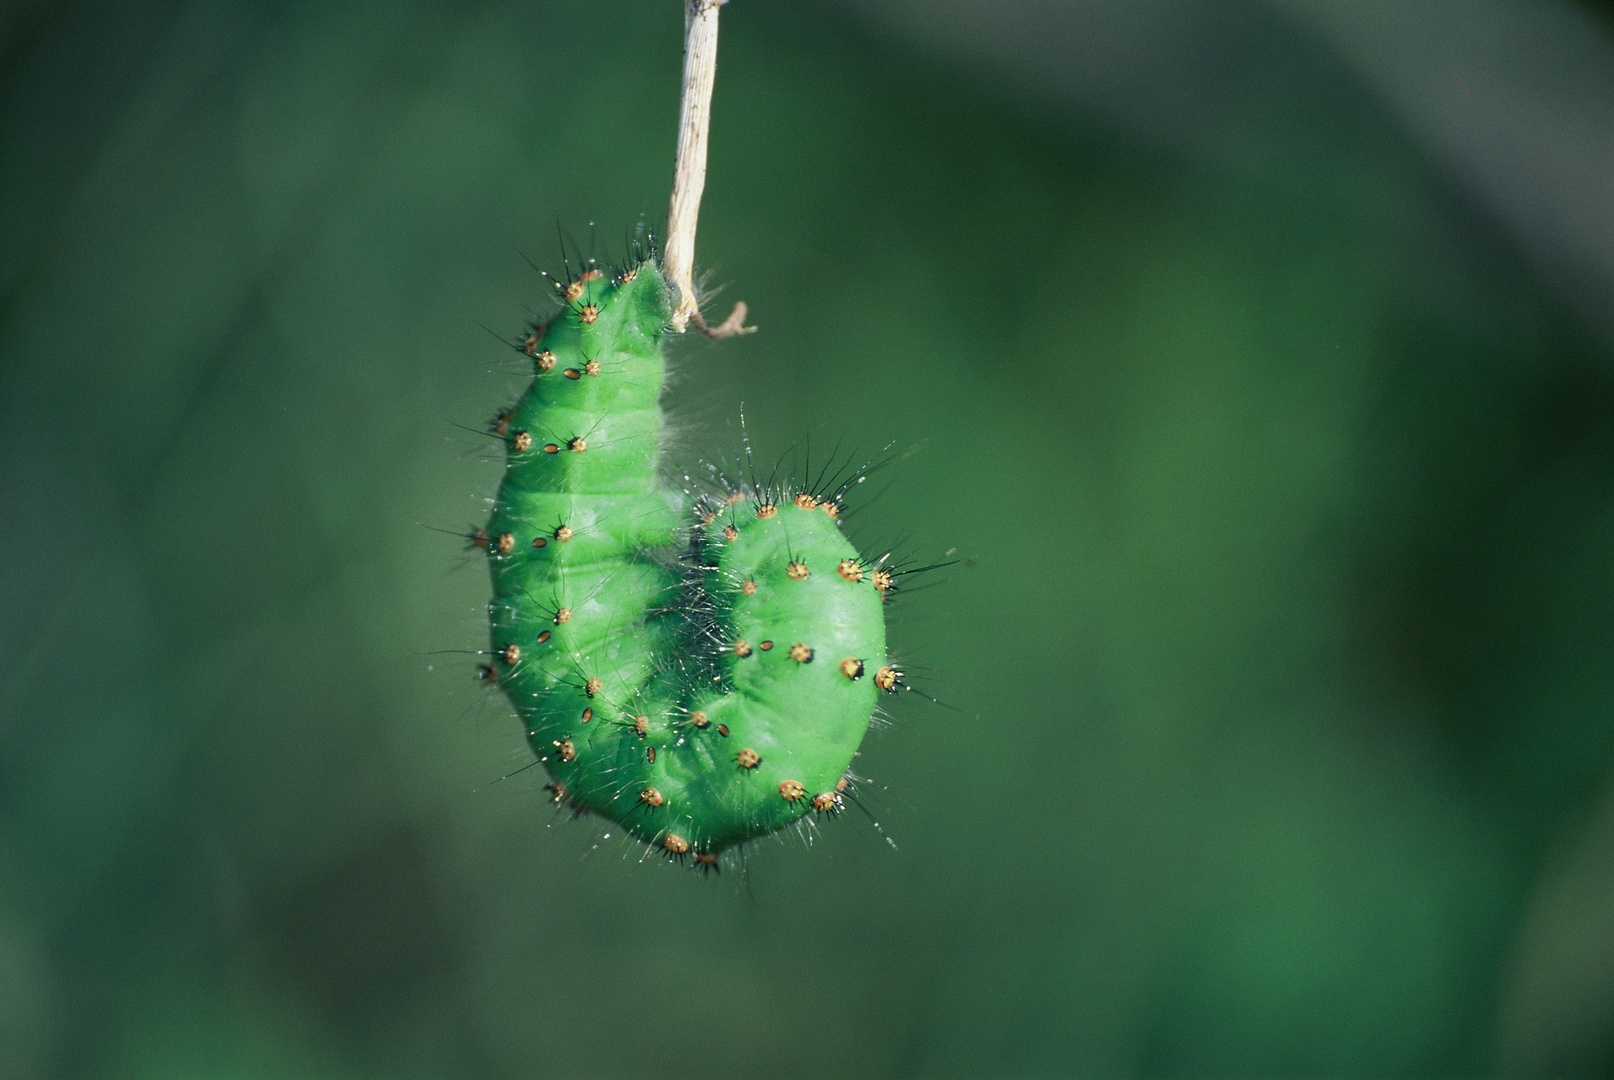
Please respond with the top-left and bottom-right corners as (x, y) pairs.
(664, 0), (754, 337)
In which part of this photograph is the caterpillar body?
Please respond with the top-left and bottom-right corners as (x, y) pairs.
(482, 257), (891, 861)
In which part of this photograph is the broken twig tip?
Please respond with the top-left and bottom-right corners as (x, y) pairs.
(693, 301), (756, 338)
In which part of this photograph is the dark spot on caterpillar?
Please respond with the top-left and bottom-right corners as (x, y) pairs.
(512, 431), (532, 452)
(555, 525), (574, 542)
(520, 334), (539, 356)
(536, 629), (552, 643)
(759, 640), (773, 651)
(786, 561), (808, 580)
(722, 524), (738, 542)
(756, 503), (777, 519)
(501, 643), (521, 665)
(496, 532), (515, 555)
(794, 493), (817, 510)
(585, 677), (602, 698)
(554, 608), (572, 624)
(532, 536), (547, 548)
(546, 782), (568, 804)
(537, 350), (556, 371)
(875, 666), (898, 691)
(779, 780), (805, 802)
(663, 832), (689, 855)
(585, 360), (601, 376)
(736, 748), (760, 769)
(811, 792), (840, 813)
(477, 664), (498, 683)
(690, 710), (709, 728)
(733, 641), (752, 658)
(569, 437), (587, 453)
(838, 559), (863, 582)
(741, 580), (757, 596)
(694, 850), (719, 871)
(556, 739), (575, 762)
(646, 746), (656, 763)
(468, 528), (488, 551)
(579, 304), (599, 324)
(640, 787), (664, 807)
(563, 269), (602, 302)
(492, 410), (513, 437)
(543, 443), (560, 454)
(717, 724), (730, 737)
(581, 707), (593, 723)
(839, 657), (864, 680)
(789, 643), (814, 663)
(634, 715), (650, 737)
(564, 368), (582, 380)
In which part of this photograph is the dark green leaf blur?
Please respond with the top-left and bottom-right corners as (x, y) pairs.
(5, 1), (1614, 1076)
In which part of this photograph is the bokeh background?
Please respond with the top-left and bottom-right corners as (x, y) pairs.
(6, 0), (1614, 1076)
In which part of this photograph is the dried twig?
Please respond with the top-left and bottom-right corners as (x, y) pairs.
(663, 0), (754, 337)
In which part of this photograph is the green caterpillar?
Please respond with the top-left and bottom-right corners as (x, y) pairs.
(477, 251), (899, 867)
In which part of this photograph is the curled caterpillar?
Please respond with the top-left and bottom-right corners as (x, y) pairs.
(482, 252), (894, 862)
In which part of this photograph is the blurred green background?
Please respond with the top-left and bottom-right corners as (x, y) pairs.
(6, 0), (1614, 1076)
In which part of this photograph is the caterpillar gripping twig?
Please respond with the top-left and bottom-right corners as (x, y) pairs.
(483, 258), (889, 864)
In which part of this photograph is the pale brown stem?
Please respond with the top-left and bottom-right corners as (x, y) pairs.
(664, 0), (754, 337)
